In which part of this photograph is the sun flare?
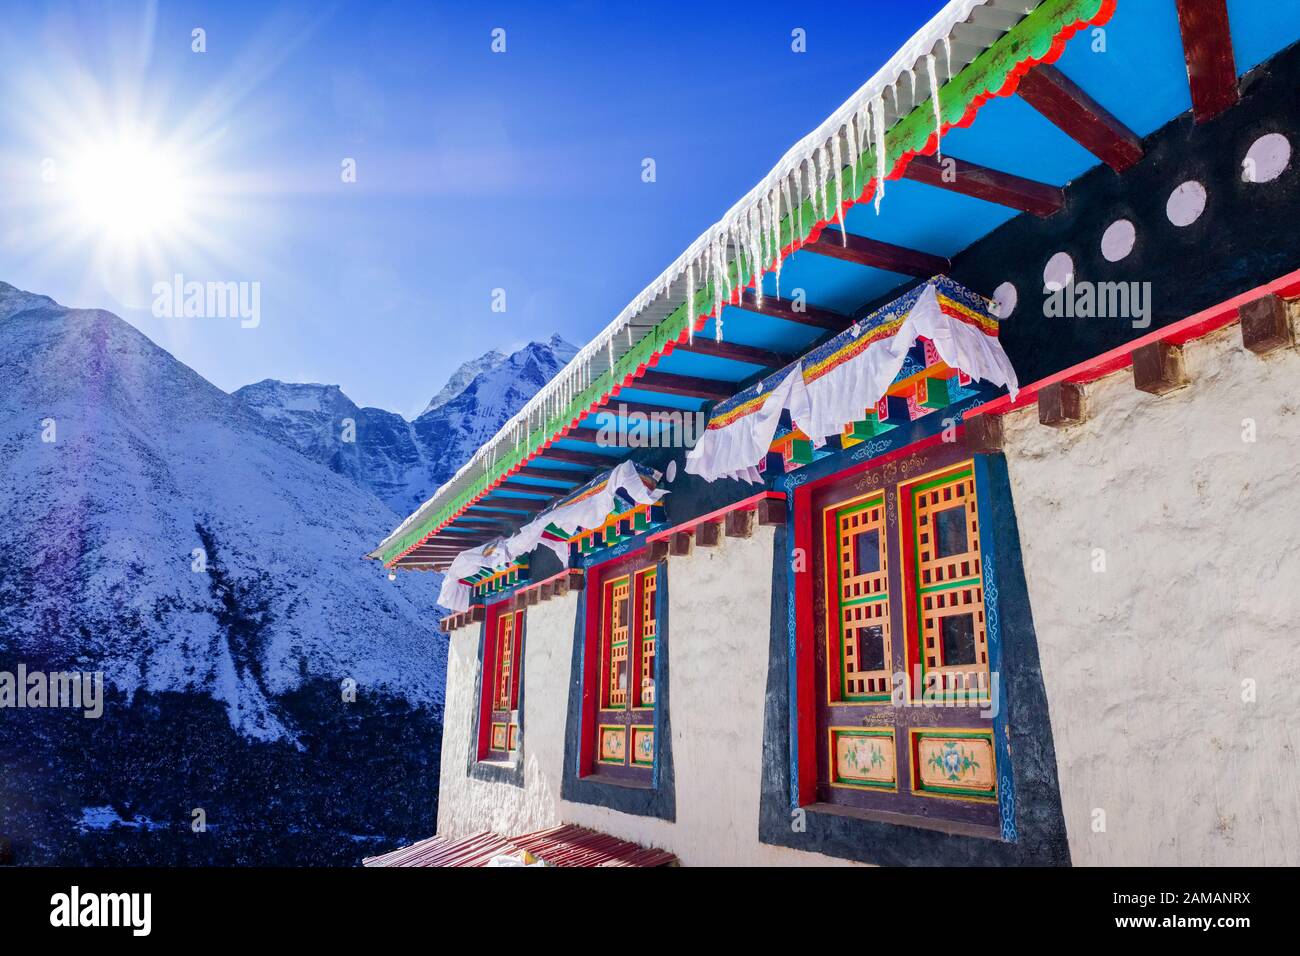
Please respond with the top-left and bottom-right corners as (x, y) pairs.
(67, 136), (188, 242)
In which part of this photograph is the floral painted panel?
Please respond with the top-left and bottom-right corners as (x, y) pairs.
(598, 724), (626, 765)
(831, 729), (896, 788)
(631, 726), (654, 767)
(915, 733), (996, 796)
(491, 722), (509, 752)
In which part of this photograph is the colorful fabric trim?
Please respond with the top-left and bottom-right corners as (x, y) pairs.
(436, 460), (666, 611)
(685, 276), (1018, 484)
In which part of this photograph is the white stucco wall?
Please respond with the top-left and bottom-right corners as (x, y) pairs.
(435, 529), (856, 866)
(1001, 326), (1300, 865)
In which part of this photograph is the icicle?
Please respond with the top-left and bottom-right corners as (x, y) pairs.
(871, 94), (887, 213)
(607, 336), (614, 375)
(943, 35), (953, 80)
(686, 260), (696, 344)
(795, 162), (806, 242)
(926, 54), (944, 160)
(812, 148), (826, 223)
(845, 112), (860, 201)
(782, 175), (796, 253)
(832, 133), (846, 242)
(769, 189), (783, 299)
(717, 233), (729, 319)
(906, 67), (917, 111)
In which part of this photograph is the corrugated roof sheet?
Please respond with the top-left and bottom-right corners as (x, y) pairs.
(362, 824), (679, 868)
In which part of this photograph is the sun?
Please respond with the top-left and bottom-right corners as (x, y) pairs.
(67, 135), (189, 242)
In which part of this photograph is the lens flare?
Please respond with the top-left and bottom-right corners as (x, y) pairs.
(68, 136), (188, 242)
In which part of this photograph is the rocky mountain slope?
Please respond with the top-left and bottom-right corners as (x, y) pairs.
(0, 281), (454, 864)
(234, 334), (577, 517)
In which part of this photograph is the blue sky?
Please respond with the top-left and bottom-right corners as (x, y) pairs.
(1, 0), (933, 417)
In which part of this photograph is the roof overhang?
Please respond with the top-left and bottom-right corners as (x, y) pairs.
(374, 0), (1300, 570)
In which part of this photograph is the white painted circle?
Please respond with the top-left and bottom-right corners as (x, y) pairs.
(1043, 252), (1074, 292)
(1166, 180), (1206, 227)
(664, 459), (677, 483)
(992, 281), (1017, 318)
(1100, 219), (1136, 262)
(1242, 132), (1291, 183)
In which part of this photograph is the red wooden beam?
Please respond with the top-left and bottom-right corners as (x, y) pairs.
(735, 289), (852, 332)
(1175, 0), (1238, 123)
(670, 337), (794, 369)
(537, 447), (619, 467)
(492, 481), (563, 498)
(476, 498), (547, 513)
(1016, 63), (1143, 172)
(966, 267), (1300, 420)
(557, 426), (605, 444)
(516, 466), (588, 482)
(804, 228), (951, 277)
(593, 398), (706, 418)
(901, 153), (1065, 217)
(467, 503), (544, 514)
(632, 370), (734, 401)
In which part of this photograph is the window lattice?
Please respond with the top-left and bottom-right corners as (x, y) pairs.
(638, 569), (657, 707)
(914, 474), (988, 694)
(494, 612), (514, 710)
(607, 577), (630, 708)
(835, 496), (891, 700)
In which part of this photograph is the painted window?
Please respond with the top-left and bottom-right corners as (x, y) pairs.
(478, 604), (524, 762)
(809, 453), (999, 829)
(587, 557), (659, 782)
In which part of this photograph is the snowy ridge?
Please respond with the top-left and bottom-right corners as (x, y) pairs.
(235, 335), (578, 517)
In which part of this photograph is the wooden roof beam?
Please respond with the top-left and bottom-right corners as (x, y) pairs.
(490, 482), (563, 498)
(804, 228), (951, 277)
(1016, 63), (1143, 172)
(734, 290), (852, 332)
(557, 426), (605, 444)
(901, 153), (1065, 217)
(591, 398), (706, 418)
(671, 337), (795, 369)
(629, 370), (734, 401)
(1175, 0), (1238, 123)
(467, 501), (545, 514)
(536, 447), (619, 468)
(516, 465), (589, 482)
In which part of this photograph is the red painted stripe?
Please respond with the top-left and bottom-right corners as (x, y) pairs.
(644, 491), (786, 542)
(966, 267), (1300, 420)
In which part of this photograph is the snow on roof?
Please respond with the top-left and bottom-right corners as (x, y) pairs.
(374, 0), (1035, 561)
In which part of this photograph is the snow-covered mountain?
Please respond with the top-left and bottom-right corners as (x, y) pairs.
(234, 333), (578, 516)
(0, 281), (451, 864)
(418, 347), (506, 418)
(233, 379), (429, 515)
(0, 282), (448, 736)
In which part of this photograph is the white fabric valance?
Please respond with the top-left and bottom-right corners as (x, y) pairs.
(436, 460), (666, 612)
(685, 278), (1018, 484)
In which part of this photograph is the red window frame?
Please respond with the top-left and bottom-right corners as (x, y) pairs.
(477, 602), (524, 762)
(792, 435), (999, 830)
(579, 551), (659, 783)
